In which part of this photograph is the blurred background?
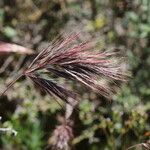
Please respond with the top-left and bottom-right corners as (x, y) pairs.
(0, 0), (150, 150)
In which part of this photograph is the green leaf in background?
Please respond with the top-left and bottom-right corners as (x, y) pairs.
(3, 26), (17, 39)
(0, 9), (4, 26)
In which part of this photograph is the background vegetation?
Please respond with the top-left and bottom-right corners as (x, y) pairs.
(0, 0), (149, 149)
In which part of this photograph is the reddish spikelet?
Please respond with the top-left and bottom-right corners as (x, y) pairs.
(23, 33), (127, 103)
(50, 124), (73, 150)
(0, 33), (128, 105)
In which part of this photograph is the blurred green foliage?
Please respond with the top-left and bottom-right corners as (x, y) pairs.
(0, 0), (149, 150)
